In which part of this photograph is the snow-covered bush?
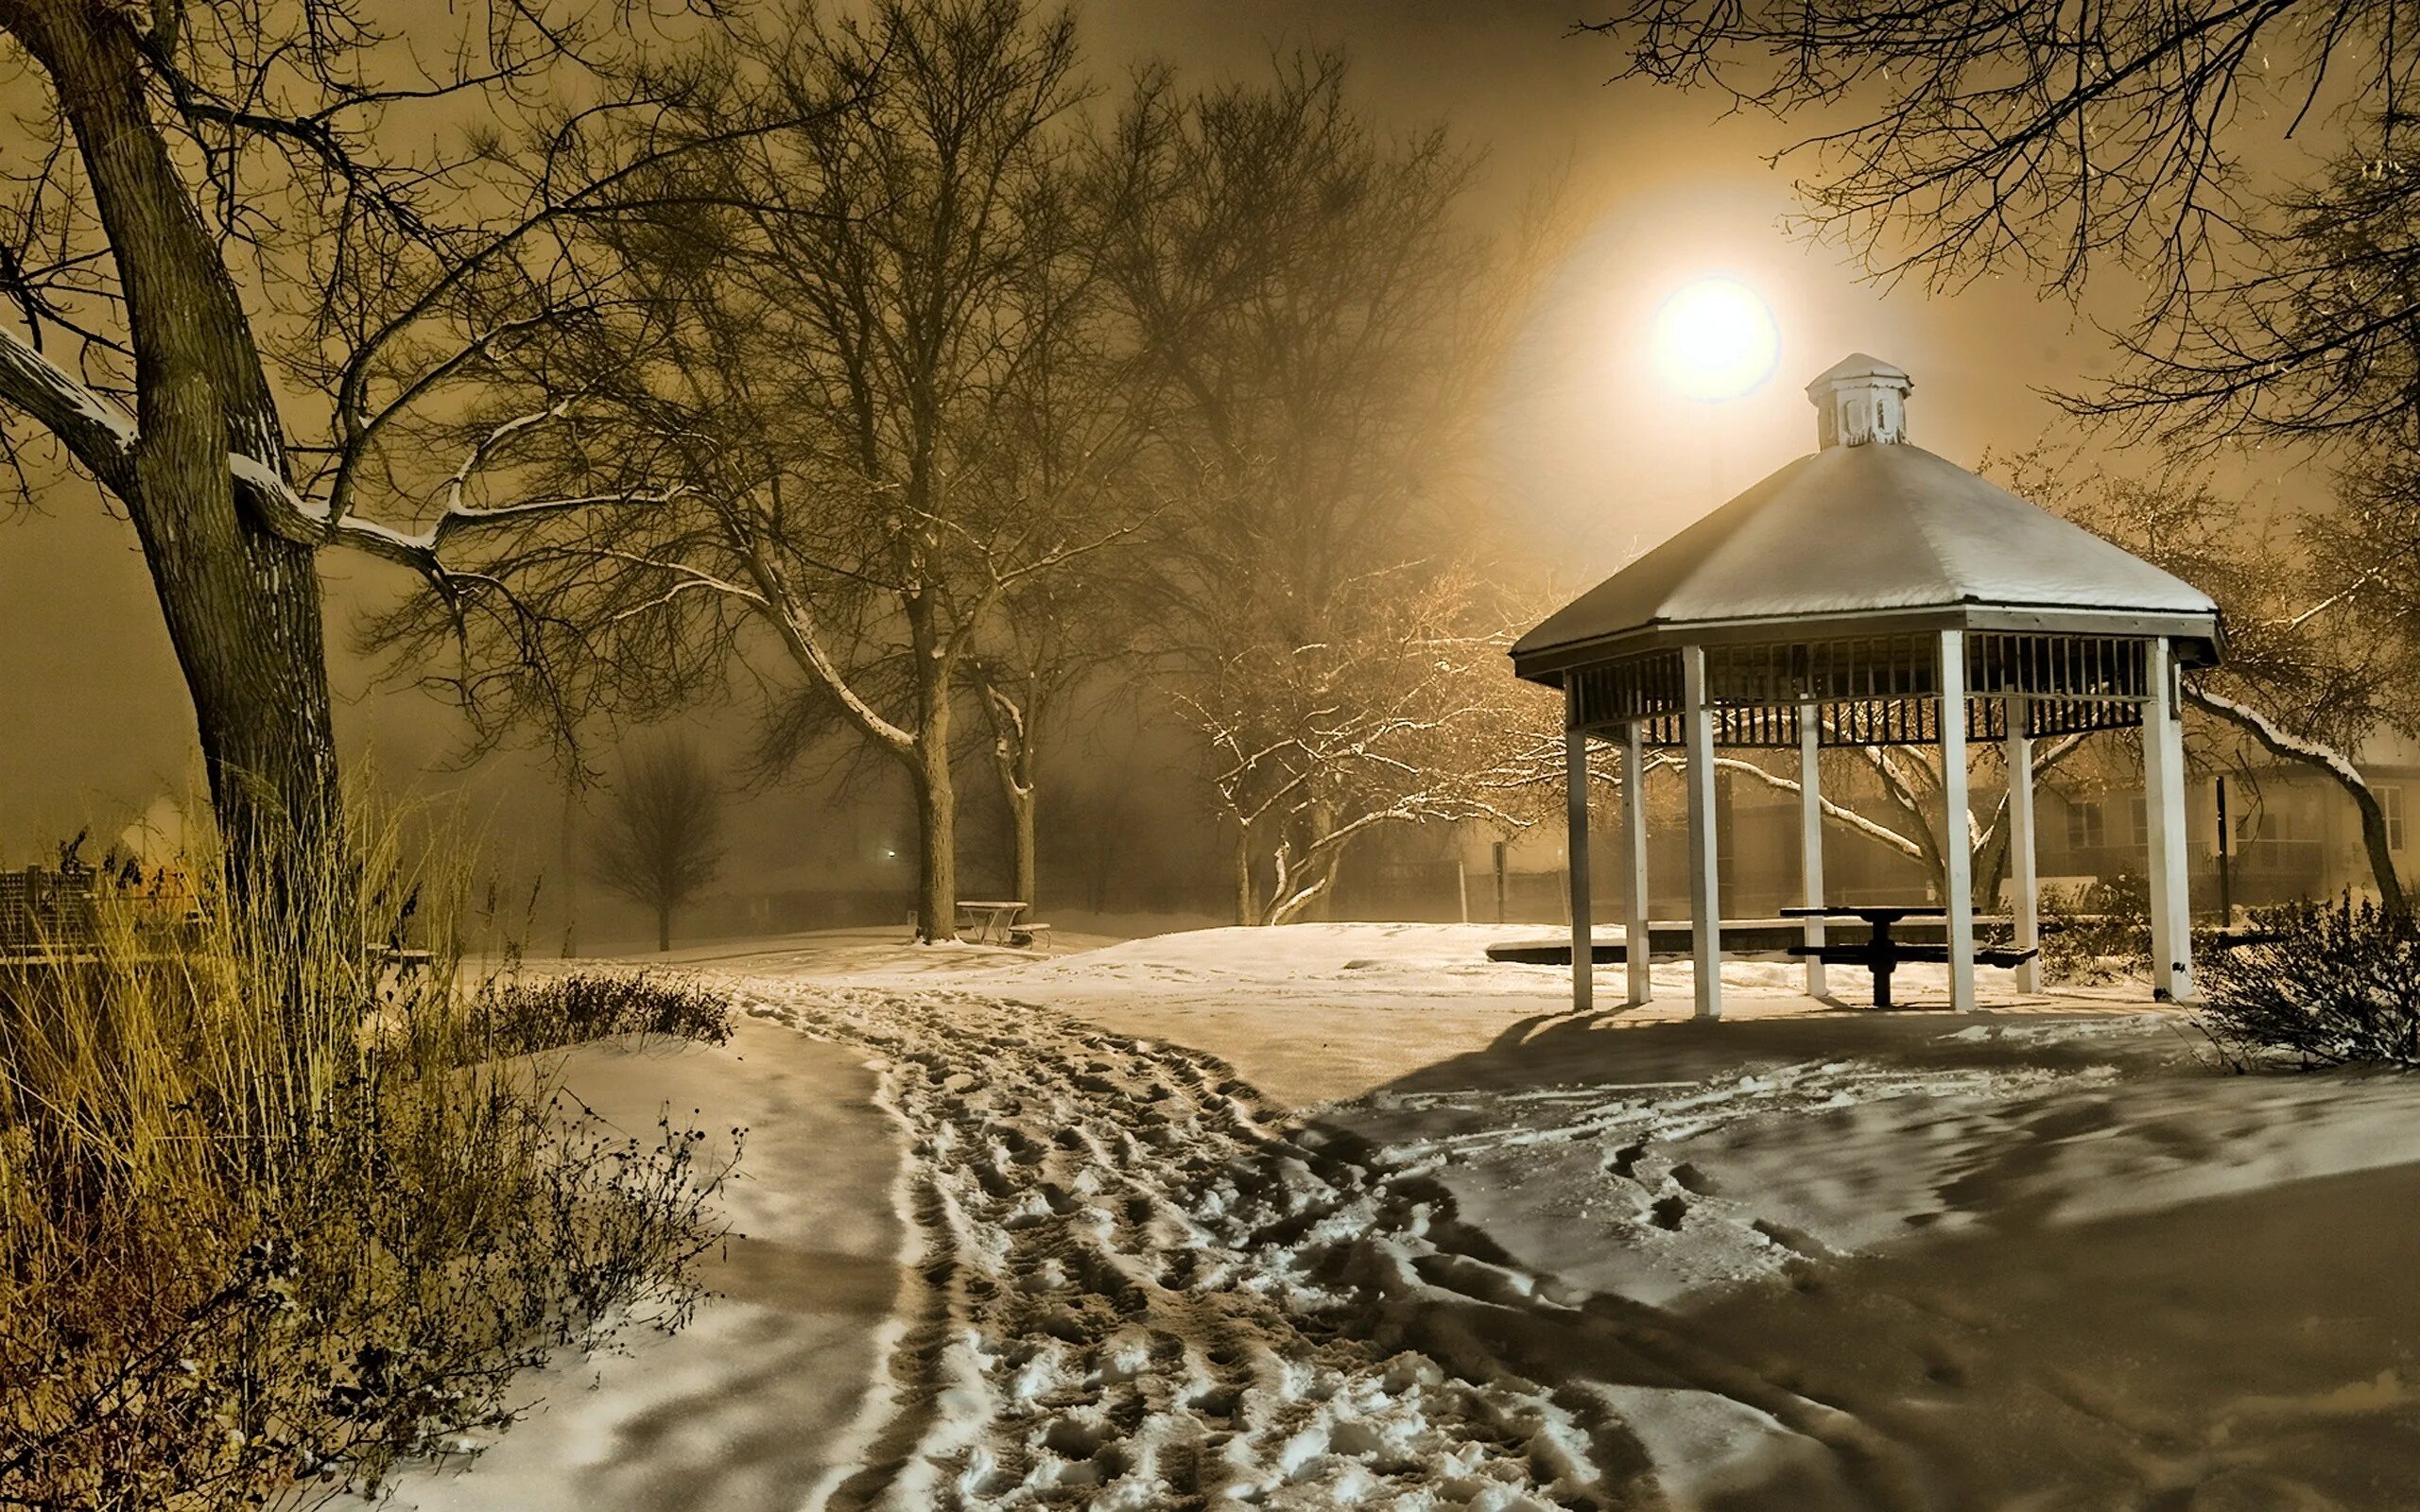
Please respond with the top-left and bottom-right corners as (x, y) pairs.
(2200, 898), (2420, 1068)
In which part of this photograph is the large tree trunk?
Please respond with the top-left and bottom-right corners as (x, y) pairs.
(908, 688), (959, 944)
(140, 506), (341, 886)
(658, 904), (671, 954)
(895, 589), (959, 943)
(10, 0), (342, 911)
(911, 737), (958, 942)
(1007, 782), (1037, 911)
(1974, 817), (2011, 915)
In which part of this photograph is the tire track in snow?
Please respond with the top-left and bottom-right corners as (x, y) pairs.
(741, 981), (1928, 1510)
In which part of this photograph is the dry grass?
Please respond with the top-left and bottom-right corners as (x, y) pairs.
(464, 970), (735, 1057)
(0, 801), (737, 1509)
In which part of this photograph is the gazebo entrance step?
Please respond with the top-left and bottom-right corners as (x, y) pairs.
(1488, 917), (2014, 965)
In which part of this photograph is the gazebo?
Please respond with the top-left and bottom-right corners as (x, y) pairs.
(1512, 354), (2223, 1017)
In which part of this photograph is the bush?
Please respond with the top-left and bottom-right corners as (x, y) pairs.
(0, 806), (739, 1508)
(2037, 872), (2154, 985)
(2198, 897), (2420, 1069)
(467, 971), (735, 1057)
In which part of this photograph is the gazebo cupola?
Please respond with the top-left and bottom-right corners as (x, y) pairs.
(1513, 354), (2222, 1019)
(1806, 352), (1911, 447)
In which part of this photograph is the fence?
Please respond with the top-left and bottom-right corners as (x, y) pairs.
(0, 867), (100, 953)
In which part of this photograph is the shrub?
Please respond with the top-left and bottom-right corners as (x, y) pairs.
(0, 804), (739, 1508)
(467, 970), (735, 1057)
(2198, 897), (2420, 1069)
(2037, 871), (2153, 985)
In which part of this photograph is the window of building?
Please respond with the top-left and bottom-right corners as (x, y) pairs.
(2383, 785), (2407, 851)
(2066, 799), (2106, 850)
(2235, 801), (2291, 846)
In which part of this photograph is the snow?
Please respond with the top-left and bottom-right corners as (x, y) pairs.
(375, 921), (2420, 1509)
(375, 1018), (905, 1511)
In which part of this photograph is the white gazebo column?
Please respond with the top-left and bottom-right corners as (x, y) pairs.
(1565, 714), (1593, 1014)
(2003, 693), (2041, 994)
(1622, 718), (1652, 1006)
(1938, 631), (1977, 1011)
(1682, 644), (1723, 1020)
(2144, 637), (2195, 1001)
(1798, 697), (1827, 997)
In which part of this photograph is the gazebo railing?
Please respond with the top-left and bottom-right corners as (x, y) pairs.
(1571, 630), (2151, 747)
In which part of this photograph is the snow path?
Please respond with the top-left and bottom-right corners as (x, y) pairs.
(744, 980), (1927, 1510)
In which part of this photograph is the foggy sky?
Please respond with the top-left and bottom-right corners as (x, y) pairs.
(0, 0), (2278, 881)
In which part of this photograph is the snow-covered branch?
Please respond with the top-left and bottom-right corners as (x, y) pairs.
(229, 449), (682, 582)
(1708, 756), (1927, 860)
(0, 326), (136, 494)
(2189, 684), (2369, 790)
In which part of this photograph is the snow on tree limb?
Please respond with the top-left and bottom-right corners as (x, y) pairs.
(2188, 683), (2370, 790)
(0, 326), (136, 493)
(1180, 566), (1558, 925)
(228, 449), (681, 585)
(0, 334), (669, 594)
(1704, 755), (1927, 860)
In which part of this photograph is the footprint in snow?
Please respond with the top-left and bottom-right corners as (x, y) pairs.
(1668, 1161), (1720, 1196)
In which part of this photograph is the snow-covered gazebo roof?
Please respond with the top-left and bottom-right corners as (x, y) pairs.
(1513, 353), (2221, 685)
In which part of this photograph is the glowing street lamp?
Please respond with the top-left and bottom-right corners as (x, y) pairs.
(1652, 276), (1779, 402)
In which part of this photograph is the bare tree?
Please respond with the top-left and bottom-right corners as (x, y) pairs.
(587, 737), (725, 953)
(1179, 566), (1556, 925)
(965, 588), (1127, 912)
(1706, 735), (2089, 911)
(1094, 54), (1549, 920)
(0, 0), (768, 928)
(386, 0), (1138, 943)
(954, 142), (1156, 910)
(1097, 53), (1493, 664)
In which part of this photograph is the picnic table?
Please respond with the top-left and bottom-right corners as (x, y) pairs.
(1779, 904), (2038, 1009)
(955, 899), (1028, 945)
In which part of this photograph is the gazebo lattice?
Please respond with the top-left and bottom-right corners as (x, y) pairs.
(1512, 354), (2223, 1017)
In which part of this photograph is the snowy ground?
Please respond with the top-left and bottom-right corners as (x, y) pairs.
(381, 921), (2420, 1510)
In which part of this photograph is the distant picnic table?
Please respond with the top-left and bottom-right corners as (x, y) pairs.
(954, 900), (1028, 946)
(1780, 904), (2039, 1010)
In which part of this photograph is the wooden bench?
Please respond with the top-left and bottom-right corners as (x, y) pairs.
(1008, 923), (1052, 952)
